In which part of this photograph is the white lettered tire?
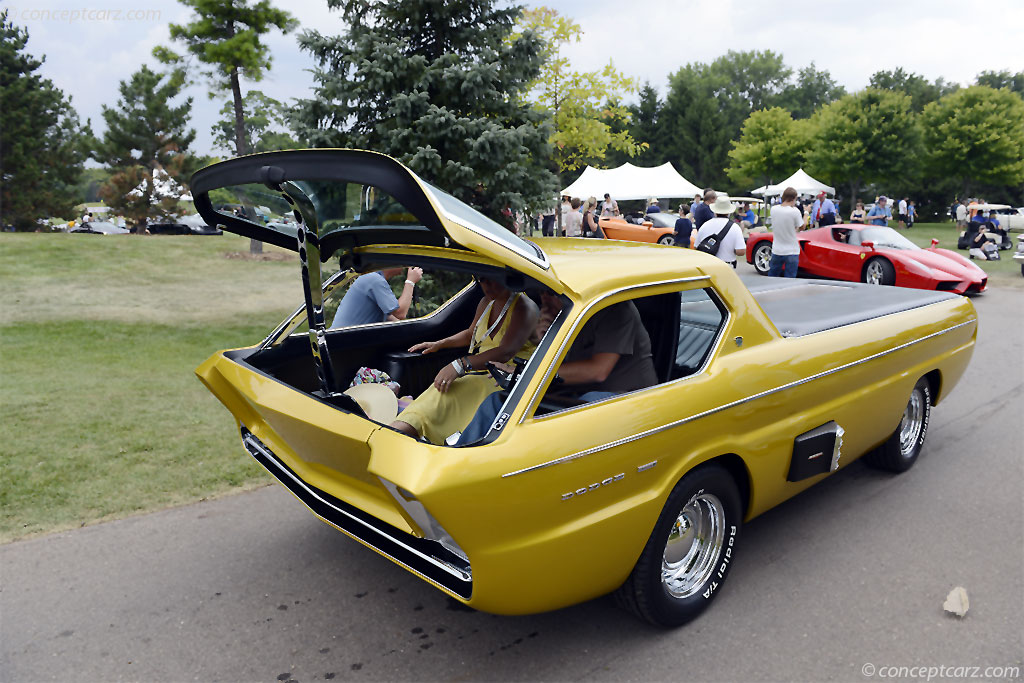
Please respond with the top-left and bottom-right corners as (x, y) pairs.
(615, 464), (743, 627)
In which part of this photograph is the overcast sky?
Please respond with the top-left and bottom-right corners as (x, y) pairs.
(13, 0), (1024, 157)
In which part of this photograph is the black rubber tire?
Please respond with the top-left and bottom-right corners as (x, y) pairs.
(752, 242), (773, 275)
(615, 464), (742, 627)
(862, 257), (896, 285)
(657, 234), (676, 246)
(864, 377), (931, 473)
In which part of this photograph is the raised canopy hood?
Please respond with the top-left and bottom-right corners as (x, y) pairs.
(190, 149), (558, 290)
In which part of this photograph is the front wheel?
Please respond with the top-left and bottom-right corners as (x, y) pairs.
(615, 464), (742, 627)
(752, 242), (773, 275)
(864, 377), (931, 472)
(658, 234), (676, 246)
(863, 257), (895, 285)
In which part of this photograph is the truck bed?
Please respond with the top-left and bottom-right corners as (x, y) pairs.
(738, 276), (959, 338)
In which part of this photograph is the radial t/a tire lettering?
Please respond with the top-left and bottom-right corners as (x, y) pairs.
(615, 464), (743, 627)
(864, 377), (931, 473)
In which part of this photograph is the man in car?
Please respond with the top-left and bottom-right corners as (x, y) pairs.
(456, 294), (657, 444)
(330, 266), (423, 328)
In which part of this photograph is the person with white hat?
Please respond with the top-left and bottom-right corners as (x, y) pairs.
(693, 195), (746, 267)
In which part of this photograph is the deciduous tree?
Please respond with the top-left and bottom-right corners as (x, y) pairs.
(291, 0), (557, 226)
(0, 11), (90, 229)
(726, 108), (809, 189)
(975, 70), (1024, 98)
(805, 89), (920, 204)
(869, 67), (957, 112)
(920, 85), (1024, 196)
(515, 7), (643, 180)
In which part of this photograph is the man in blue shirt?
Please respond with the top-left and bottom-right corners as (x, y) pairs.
(331, 267), (423, 328)
(866, 196), (892, 226)
(692, 189), (716, 229)
(646, 198), (661, 213)
(810, 192), (838, 227)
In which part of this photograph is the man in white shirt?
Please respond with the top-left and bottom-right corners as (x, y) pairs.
(898, 197), (909, 229)
(955, 200), (968, 230)
(768, 186), (804, 278)
(694, 195), (746, 267)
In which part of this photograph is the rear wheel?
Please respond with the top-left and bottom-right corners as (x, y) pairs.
(864, 377), (931, 472)
(753, 242), (773, 275)
(615, 464), (742, 627)
(658, 234), (676, 246)
(863, 257), (895, 285)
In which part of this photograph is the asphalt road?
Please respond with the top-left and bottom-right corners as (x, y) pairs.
(2, 281), (1022, 683)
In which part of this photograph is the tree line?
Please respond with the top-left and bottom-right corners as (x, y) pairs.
(2, 1), (1023, 233)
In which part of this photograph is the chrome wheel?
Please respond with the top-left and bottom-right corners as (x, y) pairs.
(658, 234), (676, 246)
(899, 387), (926, 457)
(661, 493), (725, 598)
(865, 260), (884, 284)
(754, 244), (772, 274)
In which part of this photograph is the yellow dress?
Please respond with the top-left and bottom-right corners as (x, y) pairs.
(399, 295), (535, 444)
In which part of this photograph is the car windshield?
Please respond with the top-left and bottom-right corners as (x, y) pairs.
(647, 213), (679, 228)
(859, 227), (919, 250)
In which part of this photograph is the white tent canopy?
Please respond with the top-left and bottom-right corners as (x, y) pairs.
(752, 168), (835, 197)
(561, 162), (702, 201)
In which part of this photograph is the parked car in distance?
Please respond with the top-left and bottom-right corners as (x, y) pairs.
(600, 212), (679, 245)
(969, 203), (1024, 231)
(747, 224), (987, 295)
(69, 221), (129, 235)
(148, 213), (223, 235)
(187, 150), (978, 627)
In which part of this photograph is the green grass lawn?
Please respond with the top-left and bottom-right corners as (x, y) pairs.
(0, 232), (303, 542)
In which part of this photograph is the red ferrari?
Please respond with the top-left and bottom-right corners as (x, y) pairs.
(746, 224), (987, 295)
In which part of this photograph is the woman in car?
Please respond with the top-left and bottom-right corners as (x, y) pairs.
(390, 278), (538, 444)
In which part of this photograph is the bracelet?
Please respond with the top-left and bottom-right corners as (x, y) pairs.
(451, 359), (465, 377)
(405, 280), (416, 286)
(463, 356), (472, 372)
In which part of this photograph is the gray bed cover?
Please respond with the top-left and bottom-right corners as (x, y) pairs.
(737, 275), (959, 338)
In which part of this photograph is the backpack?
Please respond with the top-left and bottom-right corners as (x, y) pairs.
(696, 220), (734, 255)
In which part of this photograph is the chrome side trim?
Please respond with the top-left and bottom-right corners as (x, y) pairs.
(519, 275), (713, 425)
(240, 430), (472, 586)
(502, 318), (974, 478)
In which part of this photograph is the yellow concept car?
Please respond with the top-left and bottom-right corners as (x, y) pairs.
(190, 150), (977, 626)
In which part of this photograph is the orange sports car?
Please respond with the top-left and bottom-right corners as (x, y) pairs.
(599, 213), (680, 245)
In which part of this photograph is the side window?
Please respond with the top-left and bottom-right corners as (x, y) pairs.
(674, 288), (726, 378)
(534, 287), (725, 416)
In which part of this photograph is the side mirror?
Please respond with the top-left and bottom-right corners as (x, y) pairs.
(861, 241), (875, 250)
(930, 238), (940, 247)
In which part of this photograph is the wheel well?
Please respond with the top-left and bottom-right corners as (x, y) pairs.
(699, 454), (751, 518)
(924, 369), (941, 406)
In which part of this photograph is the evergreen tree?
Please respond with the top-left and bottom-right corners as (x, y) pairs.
(0, 11), (90, 229)
(93, 66), (197, 232)
(624, 84), (663, 167)
(291, 0), (557, 225)
(157, 0), (296, 252)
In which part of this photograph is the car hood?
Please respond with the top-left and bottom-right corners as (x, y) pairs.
(901, 247), (986, 280)
(191, 149), (561, 291)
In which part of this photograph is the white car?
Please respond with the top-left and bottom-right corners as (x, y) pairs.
(971, 204), (1024, 231)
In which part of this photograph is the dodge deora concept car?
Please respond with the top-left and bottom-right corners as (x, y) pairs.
(190, 150), (977, 626)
